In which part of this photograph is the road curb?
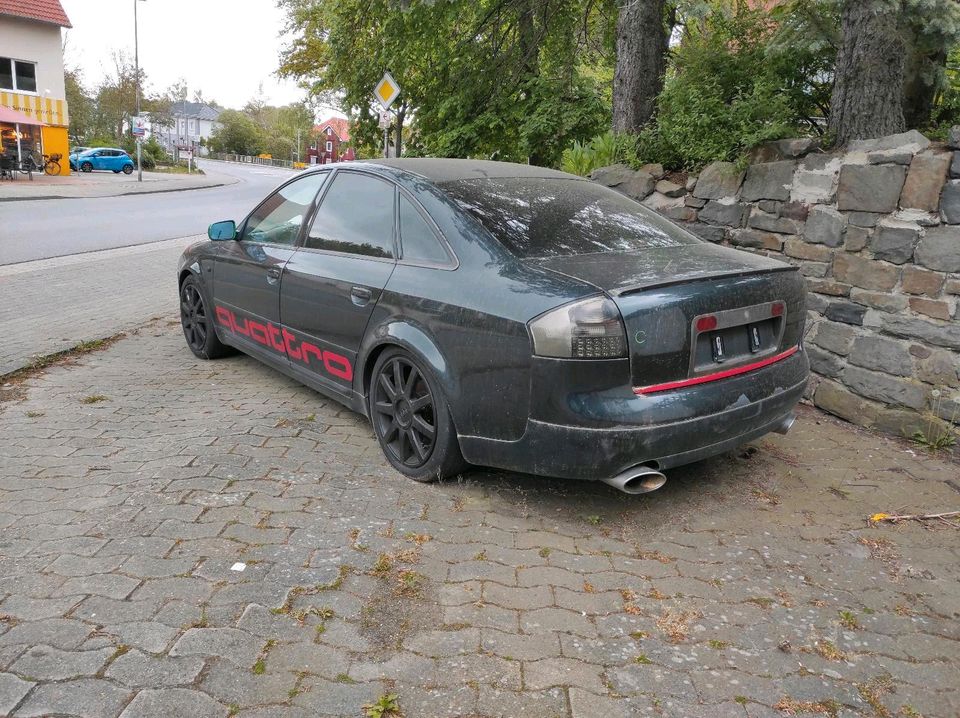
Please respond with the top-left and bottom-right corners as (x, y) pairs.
(0, 180), (235, 202)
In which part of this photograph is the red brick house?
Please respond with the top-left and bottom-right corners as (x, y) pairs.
(307, 117), (355, 165)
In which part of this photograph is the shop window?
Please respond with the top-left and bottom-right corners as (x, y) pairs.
(0, 58), (37, 92)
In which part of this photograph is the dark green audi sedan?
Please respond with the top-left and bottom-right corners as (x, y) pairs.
(178, 159), (808, 493)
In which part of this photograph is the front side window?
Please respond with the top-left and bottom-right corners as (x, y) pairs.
(243, 172), (329, 246)
(0, 58), (37, 92)
(305, 172), (395, 258)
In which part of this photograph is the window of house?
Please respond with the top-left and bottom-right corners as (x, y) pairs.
(326, 141), (333, 152)
(305, 172), (395, 258)
(326, 127), (333, 136)
(0, 58), (37, 93)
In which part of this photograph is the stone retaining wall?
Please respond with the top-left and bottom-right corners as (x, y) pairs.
(593, 128), (960, 438)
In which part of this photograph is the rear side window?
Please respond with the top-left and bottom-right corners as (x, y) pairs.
(305, 172), (396, 258)
(442, 177), (701, 258)
(399, 194), (449, 264)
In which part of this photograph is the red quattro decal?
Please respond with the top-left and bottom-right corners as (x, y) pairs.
(215, 305), (353, 382)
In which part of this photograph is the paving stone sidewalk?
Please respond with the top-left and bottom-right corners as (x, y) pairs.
(1, 322), (958, 718)
(0, 171), (236, 201)
(0, 236), (197, 375)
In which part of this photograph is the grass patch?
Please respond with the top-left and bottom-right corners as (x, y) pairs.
(838, 610), (860, 630)
(773, 697), (840, 716)
(80, 394), (109, 404)
(656, 609), (700, 643)
(1, 334), (125, 386)
(812, 639), (846, 662)
(252, 658), (266, 674)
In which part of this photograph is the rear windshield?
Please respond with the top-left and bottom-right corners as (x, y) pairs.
(441, 177), (701, 258)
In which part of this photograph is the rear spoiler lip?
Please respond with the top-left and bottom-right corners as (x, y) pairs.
(610, 265), (798, 297)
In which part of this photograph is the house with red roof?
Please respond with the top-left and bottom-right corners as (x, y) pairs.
(307, 117), (355, 165)
(0, 0), (73, 172)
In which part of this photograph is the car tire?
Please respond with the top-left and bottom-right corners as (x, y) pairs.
(179, 275), (233, 360)
(368, 348), (466, 482)
(122, 165), (133, 175)
(80, 162), (92, 173)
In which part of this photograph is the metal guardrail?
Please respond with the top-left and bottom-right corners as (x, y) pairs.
(207, 152), (305, 169)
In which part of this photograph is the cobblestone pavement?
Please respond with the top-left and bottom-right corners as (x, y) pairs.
(0, 236), (196, 375)
(1, 321), (958, 718)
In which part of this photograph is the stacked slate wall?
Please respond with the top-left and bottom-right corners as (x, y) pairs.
(592, 129), (960, 438)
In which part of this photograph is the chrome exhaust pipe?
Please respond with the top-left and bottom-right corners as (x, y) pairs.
(774, 412), (797, 435)
(601, 465), (667, 495)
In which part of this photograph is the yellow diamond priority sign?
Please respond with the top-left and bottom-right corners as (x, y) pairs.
(374, 72), (401, 110)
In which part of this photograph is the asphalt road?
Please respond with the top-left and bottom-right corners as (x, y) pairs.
(0, 160), (297, 265)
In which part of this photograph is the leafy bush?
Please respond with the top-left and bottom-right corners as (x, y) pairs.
(635, 6), (802, 170)
(560, 131), (636, 176)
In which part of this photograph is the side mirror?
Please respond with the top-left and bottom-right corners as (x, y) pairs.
(208, 220), (237, 241)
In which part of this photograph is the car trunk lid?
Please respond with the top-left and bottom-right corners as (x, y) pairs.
(529, 244), (806, 390)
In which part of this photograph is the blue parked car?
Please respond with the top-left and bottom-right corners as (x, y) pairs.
(71, 147), (135, 174)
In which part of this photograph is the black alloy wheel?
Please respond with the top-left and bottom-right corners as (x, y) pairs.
(373, 355), (436, 468)
(123, 165), (133, 174)
(80, 161), (92, 172)
(179, 276), (231, 360)
(369, 349), (465, 482)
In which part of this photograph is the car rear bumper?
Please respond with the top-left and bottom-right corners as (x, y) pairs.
(458, 349), (808, 480)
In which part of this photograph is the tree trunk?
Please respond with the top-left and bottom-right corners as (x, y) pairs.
(902, 46), (947, 129)
(394, 103), (406, 158)
(828, 0), (906, 145)
(612, 0), (669, 134)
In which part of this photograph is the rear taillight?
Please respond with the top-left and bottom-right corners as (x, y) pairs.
(529, 296), (627, 359)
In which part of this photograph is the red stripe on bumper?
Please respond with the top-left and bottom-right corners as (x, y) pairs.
(633, 345), (800, 395)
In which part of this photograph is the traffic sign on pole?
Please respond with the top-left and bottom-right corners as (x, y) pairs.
(374, 72), (401, 110)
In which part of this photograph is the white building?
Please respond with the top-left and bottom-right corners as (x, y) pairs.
(147, 101), (221, 155)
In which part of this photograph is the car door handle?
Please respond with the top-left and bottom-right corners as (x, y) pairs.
(266, 268), (281, 285)
(350, 286), (373, 306)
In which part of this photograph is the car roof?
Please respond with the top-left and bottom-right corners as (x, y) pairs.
(354, 158), (580, 183)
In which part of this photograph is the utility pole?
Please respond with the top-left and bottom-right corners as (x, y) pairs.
(134, 0), (144, 181)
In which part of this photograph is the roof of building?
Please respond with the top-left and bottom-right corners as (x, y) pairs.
(364, 158), (577, 183)
(0, 0), (71, 27)
(315, 117), (351, 142)
(168, 102), (221, 122)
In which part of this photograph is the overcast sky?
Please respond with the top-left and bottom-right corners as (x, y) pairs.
(59, 0), (331, 112)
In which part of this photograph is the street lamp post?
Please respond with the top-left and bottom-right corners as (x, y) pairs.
(134, 0), (145, 182)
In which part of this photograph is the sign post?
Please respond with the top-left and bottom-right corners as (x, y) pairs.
(374, 72), (401, 158)
(132, 115), (146, 180)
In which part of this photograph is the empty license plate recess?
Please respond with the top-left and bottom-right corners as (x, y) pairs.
(689, 301), (786, 376)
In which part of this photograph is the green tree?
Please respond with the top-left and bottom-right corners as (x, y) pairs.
(64, 68), (94, 143)
(208, 109), (264, 155)
(635, 5), (795, 168)
(278, 0), (612, 166)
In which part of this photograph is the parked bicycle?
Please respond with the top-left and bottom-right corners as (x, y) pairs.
(19, 150), (62, 177)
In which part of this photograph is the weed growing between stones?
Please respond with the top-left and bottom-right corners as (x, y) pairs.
(910, 390), (957, 452)
(363, 693), (401, 717)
